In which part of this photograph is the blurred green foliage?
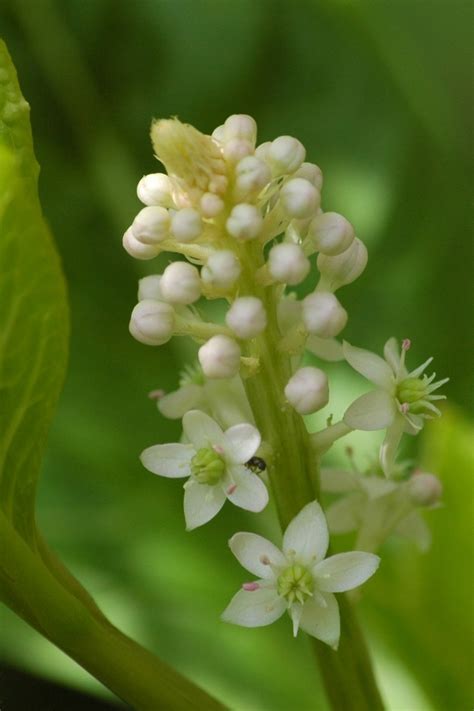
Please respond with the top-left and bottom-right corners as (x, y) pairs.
(0, 1), (472, 709)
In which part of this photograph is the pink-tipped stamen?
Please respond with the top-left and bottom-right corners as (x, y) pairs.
(402, 338), (411, 351)
(148, 389), (165, 400)
(213, 444), (225, 455)
(227, 484), (237, 495)
(242, 582), (260, 592)
(400, 402), (409, 415)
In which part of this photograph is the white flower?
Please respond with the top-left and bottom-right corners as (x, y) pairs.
(267, 136), (306, 175)
(141, 410), (268, 529)
(198, 335), (241, 379)
(137, 173), (174, 207)
(131, 206), (170, 244)
(279, 178), (320, 219)
(170, 208), (202, 242)
(159, 262), (201, 305)
(321, 467), (440, 552)
(226, 203), (263, 241)
(343, 338), (448, 475)
(221, 501), (379, 648)
(226, 296), (267, 339)
(317, 238), (368, 292)
(268, 243), (310, 285)
(201, 250), (241, 291)
(285, 367), (329, 415)
(308, 212), (354, 256)
(129, 300), (175, 346)
(302, 292), (348, 337)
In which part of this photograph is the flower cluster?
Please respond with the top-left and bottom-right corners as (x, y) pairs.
(123, 114), (447, 647)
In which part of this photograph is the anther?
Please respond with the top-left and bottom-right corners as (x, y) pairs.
(242, 582), (260, 591)
(148, 389), (165, 400)
(402, 338), (411, 351)
(226, 483), (237, 495)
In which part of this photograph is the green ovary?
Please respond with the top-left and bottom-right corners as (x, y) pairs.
(191, 447), (225, 485)
(397, 377), (427, 410)
(277, 564), (314, 605)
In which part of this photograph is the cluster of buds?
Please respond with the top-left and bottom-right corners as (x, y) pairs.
(123, 114), (447, 646)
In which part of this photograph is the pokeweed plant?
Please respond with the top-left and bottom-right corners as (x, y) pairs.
(0, 36), (447, 711)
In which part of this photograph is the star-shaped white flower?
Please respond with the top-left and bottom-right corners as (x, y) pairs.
(221, 501), (379, 648)
(342, 338), (448, 476)
(321, 467), (432, 552)
(141, 410), (268, 530)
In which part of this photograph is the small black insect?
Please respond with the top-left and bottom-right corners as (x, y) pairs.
(245, 456), (267, 474)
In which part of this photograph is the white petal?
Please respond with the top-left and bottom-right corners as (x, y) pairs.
(221, 586), (286, 627)
(140, 443), (194, 478)
(299, 592), (340, 649)
(158, 384), (203, 419)
(224, 423), (261, 463)
(226, 466), (269, 512)
(383, 337), (400, 375)
(325, 494), (362, 534)
(182, 410), (225, 449)
(289, 603), (303, 637)
(183, 480), (226, 530)
(343, 389), (396, 431)
(395, 512), (431, 552)
(229, 532), (285, 578)
(360, 476), (398, 499)
(283, 501), (329, 564)
(320, 467), (358, 493)
(306, 336), (344, 362)
(343, 341), (393, 388)
(313, 551), (380, 592)
(379, 415), (405, 476)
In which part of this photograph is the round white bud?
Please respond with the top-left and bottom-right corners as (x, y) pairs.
(254, 141), (272, 162)
(223, 138), (254, 163)
(131, 206), (170, 245)
(285, 367), (329, 415)
(225, 296), (267, 339)
(226, 204), (263, 241)
(223, 114), (257, 144)
(308, 212), (354, 256)
(268, 243), (311, 285)
(211, 124), (225, 143)
(294, 162), (323, 190)
(200, 192), (224, 217)
(159, 262), (201, 304)
(201, 250), (241, 290)
(123, 228), (160, 260)
(138, 275), (163, 301)
(170, 208), (202, 242)
(198, 335), (241, 379)
(208, 174), (228, 195)
(280, 178), (320, 219)
(408, 473), (443, 507)
(137, 173), (173, 207)
(317, 238), (368, 291)
(234, 156), (271, 200)
(129, 300), (175, 346)
(302, 291), (348, 337)
(268, 136), (306, 174)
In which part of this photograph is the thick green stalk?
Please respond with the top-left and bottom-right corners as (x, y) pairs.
(240, 251), (384, 711)
(0, 513), (224, 711)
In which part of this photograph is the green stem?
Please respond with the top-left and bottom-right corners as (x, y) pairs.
(0, 513), (224, 711)
(240, 253), (384, 711)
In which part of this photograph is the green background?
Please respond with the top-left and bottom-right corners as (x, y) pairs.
(0, 1), (473, 709)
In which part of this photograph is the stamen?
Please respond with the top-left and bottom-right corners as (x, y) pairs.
(148, 389), (165, 400)
(402, 338), (411, 351)
(242, 582), (260, 591)
(400, 402), (409, 414)
(213, 444), (225, 455)
(227, 483), (237, 495)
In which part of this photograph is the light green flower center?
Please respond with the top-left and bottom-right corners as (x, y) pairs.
(277, 564), (314, 604)
(191, 447), (225, 485)
(396, 377), (428, 411)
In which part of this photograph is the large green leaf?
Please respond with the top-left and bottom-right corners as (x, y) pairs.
(0, 40), (69, 544)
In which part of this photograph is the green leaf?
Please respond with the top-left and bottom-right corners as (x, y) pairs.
(0, 42), (69, 544)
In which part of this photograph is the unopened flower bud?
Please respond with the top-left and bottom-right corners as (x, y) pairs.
(211, 124), (225, 142)
(317, 238), (368, 291)
(234, 156), (271, 200)
(201, 250), (241, 290)
(284, 367), (329, 414)
(123, 228), (160, 260)
(268, 243), (310, 285)
(170, 208), (202, 242)
(223, 114), (257, 144)
(254, 141), (272, 162)
(200, 192), (224, 217)
(160, 262), (201, 304)
(408, 472), (443, 507)
(268, 136), (306, 175)
(137, 173), (173, 207)
(138, 275), (163, 301)
(198, 335), (241, 379)
(223, 138), (254, 163)
(280, 178), (320, 219)
(226, 296), (267, 339)
(131, 206), (170, 245)
(129, 300), (174, 345)
(294, 162), (323, 190)
(302, 291), (348, 337)
(308, 212), (354, 256)
(226, 204), (263, 241)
